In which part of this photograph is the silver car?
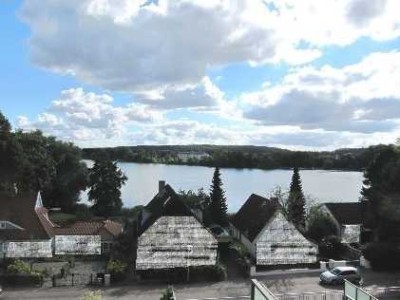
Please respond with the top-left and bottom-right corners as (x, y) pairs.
(320, 266), (363, 285)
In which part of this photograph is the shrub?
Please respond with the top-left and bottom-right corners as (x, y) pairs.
(106, 260), (128, 282)
(306, 208), (338, 242)
(363, 242), (400, 270)
(7, 260), (31, 275)
(319, 235), (345, 259)
(80, 290), (102, 300)
(160, 287), (175, 300)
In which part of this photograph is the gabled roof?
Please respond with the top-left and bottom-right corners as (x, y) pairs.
(55, 219), (123, 238)
(0, 192), (54, 240)
(231, 194), (279, 242)
(138, 184), (199, 236)
(323, 202), (362, 225)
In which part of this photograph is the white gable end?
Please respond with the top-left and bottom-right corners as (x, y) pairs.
(136, 216), (218, 270)
(256, 212), (318, 265)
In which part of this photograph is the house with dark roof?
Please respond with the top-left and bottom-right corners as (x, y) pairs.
(136, 181), (218, 271)
(0, 192), (55, 258)
(231, 194), (318, 266)
(321, 202), (362, 243)
(54, 219), (123, 255)
(0, 192), (123, 258)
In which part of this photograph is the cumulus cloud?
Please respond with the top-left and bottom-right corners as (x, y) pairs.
(18, 88), (163, 144)
(20, 0), (398, 92)
(242, 51), (400, 133)
(135, 77), (224, 110)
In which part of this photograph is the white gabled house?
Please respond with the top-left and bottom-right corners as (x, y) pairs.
(136, 182), (218, 271)
(0, 192), (123, 258)
(0, 192), (54, 258)
(231, 194), (318, 266)
(321, 202), (362, 243)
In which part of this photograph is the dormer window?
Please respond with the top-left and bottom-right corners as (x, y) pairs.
(0, 222), (5, 229)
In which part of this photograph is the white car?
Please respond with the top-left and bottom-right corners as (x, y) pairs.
(320, 266), (363, 285)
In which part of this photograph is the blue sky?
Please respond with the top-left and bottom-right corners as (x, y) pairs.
(1, 0), (400, 149)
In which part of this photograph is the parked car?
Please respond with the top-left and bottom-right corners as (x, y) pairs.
(320, 266), (363, 285)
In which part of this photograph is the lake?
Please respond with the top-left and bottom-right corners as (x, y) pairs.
(82, 161), (364, 213)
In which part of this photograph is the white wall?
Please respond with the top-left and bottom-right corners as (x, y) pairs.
(342, 225), (360, 243)
(136, 216), (218, 270)
(255, 213), (318, 265)
(6, 240), (53, 258)
(55, 235), (101, 255)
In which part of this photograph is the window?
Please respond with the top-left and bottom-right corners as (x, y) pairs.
(0, 222), (6, 229)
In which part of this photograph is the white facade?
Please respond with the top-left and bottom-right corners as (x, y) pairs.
(342, 225), (361, 243)
(177, 152), (209, 162)
(5, 240), (53, 258)
(136, 216), (218, 270)
(55, 235), (101, 255)
(255, 213), (318, 265)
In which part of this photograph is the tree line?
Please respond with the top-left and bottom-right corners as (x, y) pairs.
(82, 144), (387, 171)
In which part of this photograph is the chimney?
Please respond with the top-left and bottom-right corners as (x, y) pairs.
(158, 180), (166, 193)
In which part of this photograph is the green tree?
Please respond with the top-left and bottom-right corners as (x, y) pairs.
(306, 207), (338, 242)
(361, 145), (400, 242)
(88, 158), (127, 217)
(209, 167), (228, 227)
(287, 167), (306, 228)
(0, 111), (21, 192)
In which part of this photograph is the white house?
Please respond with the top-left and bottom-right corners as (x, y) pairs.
(231, 194), (318, 266)
(0, 192), (123, 258)
(0, 192), (54, 258)
(321, 202), (362, 243)
(136, 182), (218, 271)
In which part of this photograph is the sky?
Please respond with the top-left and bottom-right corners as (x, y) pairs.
(1, 0), (400, 150)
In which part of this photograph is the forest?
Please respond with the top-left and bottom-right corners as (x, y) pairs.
(82, 144), (388, 171)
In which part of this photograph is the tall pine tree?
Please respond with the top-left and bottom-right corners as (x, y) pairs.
(209, 167), (228, 227)
(88, 158), (127, 217)
(288, 167), (306, 229)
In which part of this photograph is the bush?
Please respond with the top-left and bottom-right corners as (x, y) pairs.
(363, 242), (400, 270)
(7, 260), (31, 275)
(319, 235), (345, 259)
(306, 208), (338, 242)
(106, 260), (128, 282)
(80, 290), (102, 300)
(138, 264), (227, 283)
(160, 287), (175, 300)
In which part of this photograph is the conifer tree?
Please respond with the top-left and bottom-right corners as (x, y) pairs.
(88, 158), (127, 217)
(288, 167), (306, 228)
(209, 167), (228, 227)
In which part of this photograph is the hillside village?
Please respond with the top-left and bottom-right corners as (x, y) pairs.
(0, 173), (369, 284)
(1, 111), (400, 298)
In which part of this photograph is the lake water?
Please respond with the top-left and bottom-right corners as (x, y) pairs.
(82, 161), (364, 213)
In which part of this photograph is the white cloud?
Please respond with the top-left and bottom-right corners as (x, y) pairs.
(18, 88), (163, 144)
(135, 77), (224, 110)
(20, 0), (399, 92)
(242, 51), (400, 133)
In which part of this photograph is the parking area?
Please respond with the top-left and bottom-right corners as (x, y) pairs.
(1, 268), (400, 299)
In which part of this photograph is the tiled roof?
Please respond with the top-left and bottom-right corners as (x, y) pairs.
(55, 220), (123, 238)
(324, 202), (362, 225)
(231, 194), (279, 242)
(138, 184), (199, 236)
(0, 193), (53, 240)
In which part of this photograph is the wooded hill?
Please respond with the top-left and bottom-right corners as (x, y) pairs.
(82, 144), (390, 171)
